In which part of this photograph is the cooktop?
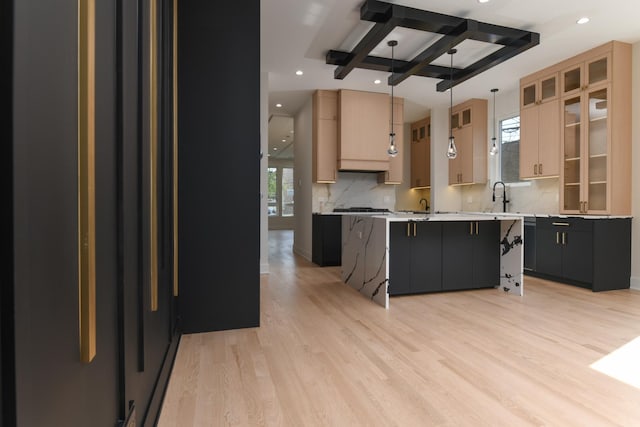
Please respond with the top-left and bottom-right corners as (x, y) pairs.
(332, 207), (391, 213)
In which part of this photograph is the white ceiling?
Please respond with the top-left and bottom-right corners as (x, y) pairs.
(262, 0), (640, 153)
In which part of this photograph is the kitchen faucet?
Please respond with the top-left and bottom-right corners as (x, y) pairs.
(419, 198), (429, 212)
(492, 181), (509, 212)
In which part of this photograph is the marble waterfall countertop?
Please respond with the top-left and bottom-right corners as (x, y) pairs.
(341, 212), (524, 308)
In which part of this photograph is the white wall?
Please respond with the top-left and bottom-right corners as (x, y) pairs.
(260, 72), (269, 274)
(631, 41), (640, 290)
(293, 97), (313, 261)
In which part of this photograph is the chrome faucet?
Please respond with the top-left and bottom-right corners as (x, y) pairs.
(492, 181), (509, 212)
(419, 198), (428, 212)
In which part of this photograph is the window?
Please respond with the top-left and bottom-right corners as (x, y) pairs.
(267, 166), (294, 217)
(499, 116), (522, 183)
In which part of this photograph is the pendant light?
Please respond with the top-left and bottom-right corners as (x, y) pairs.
(387, 40), (399, 157)
(489, 88), (499, 155)
(446, 48), (457, 160)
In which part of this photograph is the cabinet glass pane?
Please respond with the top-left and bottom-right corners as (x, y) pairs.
(588, 88), (608, 156)
(564, 185), (580, 211)
(563, 97), (581, 160)
(541, 76), (556, 100)
(412, 128), (418, 142)
(589, 183), (606, 211)
(588, 57), (608, 85)
(451, 113), (459, 129)
(523, 84), (536, 106)
(588, 88), (608, 211)
(462, 109), (471, 126)
(419, 125), (425, 139)
(564, 67), (581, 93)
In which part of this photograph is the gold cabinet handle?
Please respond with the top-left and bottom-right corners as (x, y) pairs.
(469, 222), (473, 235)
(79, 0), (97, 364)
(556, 231), (560, 244)
(539, 163), (543, 175)
(475, 221), (479, 235)
(552, 222), (570, 226)
(534, 164), (538, 175)
(584, 201), (588, 213)
(413, 222), (417, 237)
(562, 232), (567, 245)
(407, 222), (411, 237)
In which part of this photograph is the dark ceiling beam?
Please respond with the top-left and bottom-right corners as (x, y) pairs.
(333, 20), (399, 80)
(326, 50), (460, 80)
(389, 19), (477, 86)
(436, 32), (540, 92)
(329, 0), (540, 85)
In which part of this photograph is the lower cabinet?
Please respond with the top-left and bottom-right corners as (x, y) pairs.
(442, 221), (500, 290)
(312, 214), (342, 266)
(389, 221), (442, 295)
(533, 217), (631, 291)
(389, 220), (500, 296)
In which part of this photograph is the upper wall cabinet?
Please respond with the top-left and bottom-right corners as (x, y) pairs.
(410, 116), (430, 189)
(338, 89), (390, 172)
(312, 90), (338, 183)
(559, 41), (631, 215)
(378, 97), (405, 184)
(448, 98), (487, 186)
(519, 71), (560, 179)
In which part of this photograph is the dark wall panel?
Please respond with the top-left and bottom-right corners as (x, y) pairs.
(178, 0), (260, 333)
(12, 1), (119, 425)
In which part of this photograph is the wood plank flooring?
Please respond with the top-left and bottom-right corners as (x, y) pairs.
(158, 230), (640, 426)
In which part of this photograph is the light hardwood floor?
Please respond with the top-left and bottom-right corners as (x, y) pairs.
(158, 230), (640, 426)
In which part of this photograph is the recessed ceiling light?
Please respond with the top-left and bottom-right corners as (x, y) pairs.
(477, 0), (490, 3)
(577, 17), (590, 24)
(295, 70), (304, 76)
(273, 147), (278, 151)
(275, 103), (282, 108)
(281, 139), (286, 142)
(374, 79), (381, 84)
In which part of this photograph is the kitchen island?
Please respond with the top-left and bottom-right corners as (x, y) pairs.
(341, 213), (524, 308)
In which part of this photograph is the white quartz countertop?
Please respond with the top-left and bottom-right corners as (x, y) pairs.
(366, 212), (524, 222)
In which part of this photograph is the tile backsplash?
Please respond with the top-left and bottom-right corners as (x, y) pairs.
(461, 178), (560, 214)
(312, 172), (396, 213)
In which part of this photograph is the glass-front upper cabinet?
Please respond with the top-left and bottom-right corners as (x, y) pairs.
(562, 54), (610, 96)
(562, 96), (582, 212)
(561, 85), (610, 214)
(587, 87), (609, 212)
(521, 73), (558, 109)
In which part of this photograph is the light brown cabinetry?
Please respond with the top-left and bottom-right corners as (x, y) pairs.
(519, 72), (560, 179)
(559, 41), (631, 215)
(448, 98), (487, 185)
(410, 116), (430, 188)
(378, 97), (404, 184)
(338, 89), (390, 172)
(312, 90), (338, 183)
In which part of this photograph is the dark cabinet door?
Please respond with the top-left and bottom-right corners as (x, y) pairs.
(562, 229), (593, 284)
(389, 222), (413, 295)
(442, 222), (474, 290)
(473, 221), (500, 288)
(535, 221), (563, 277)
(411, 222), (442, 293)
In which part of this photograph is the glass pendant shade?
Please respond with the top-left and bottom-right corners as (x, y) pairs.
(489, 137), (498, 155)
(447, 136), (457, 159)
(387, 132), (398, 157)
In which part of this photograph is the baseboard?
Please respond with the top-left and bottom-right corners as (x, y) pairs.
(293, 245), (311, 262)
(631, 276), (640, 291)
(145, 328), (181, 426)
(260, 261), (270, 275)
